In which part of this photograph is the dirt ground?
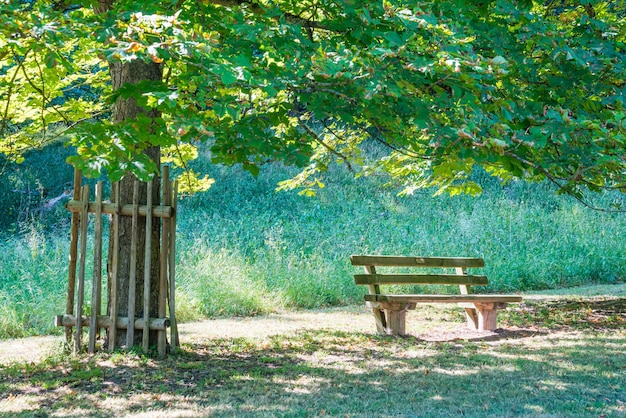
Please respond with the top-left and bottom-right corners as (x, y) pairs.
(0, 306), (505, 365)
(3, 282), (625, 365)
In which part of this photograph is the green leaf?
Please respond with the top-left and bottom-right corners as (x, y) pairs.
(220, 70), (237, 85)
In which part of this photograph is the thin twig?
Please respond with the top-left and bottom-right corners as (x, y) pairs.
(1, 49), (31, 137)
(301, 122), (353, 171)
(19, 53), (72, 126)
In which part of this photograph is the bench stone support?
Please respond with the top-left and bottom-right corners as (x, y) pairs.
(374, 301), (509, 334)
(376, 302), (416, 336)
(460, 302), (508, 331)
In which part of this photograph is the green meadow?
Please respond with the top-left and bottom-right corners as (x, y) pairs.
(1, 141), (625, 339)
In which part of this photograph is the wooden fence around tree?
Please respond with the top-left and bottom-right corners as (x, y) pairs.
(55, 167), (179, 357)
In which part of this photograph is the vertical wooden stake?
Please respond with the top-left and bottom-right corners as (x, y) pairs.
(66, 169), (82, 344)
(108, 182), (120, 352)
(169, 180), (179, 349)
(142, 180), (153, 353)
(365, 265), (387, 333)
(88, 182), (103, 354)
(75, 185), (90, 353)
(126, 181), (140, 348)
(158, 167), (170, 358)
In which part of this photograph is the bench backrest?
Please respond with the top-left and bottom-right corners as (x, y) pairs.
(351, 255), (487, 295)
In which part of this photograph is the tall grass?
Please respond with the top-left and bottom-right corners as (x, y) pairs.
(1, 144), (626, 338)
(175, 159), (626, 318)
(0, 227), (68, 338)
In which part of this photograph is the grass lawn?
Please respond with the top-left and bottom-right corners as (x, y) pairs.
(1, 284), (625, 417)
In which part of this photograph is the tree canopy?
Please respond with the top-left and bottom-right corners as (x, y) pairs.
(1, 0), (624, 199)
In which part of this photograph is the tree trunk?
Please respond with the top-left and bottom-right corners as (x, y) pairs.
(107, 60), (163, 349)
(96, 0), (165, 349)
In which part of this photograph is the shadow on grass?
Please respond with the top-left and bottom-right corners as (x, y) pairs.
(503, 298), (626, 332)
(412, 327), (550, 343)
(1, 327), (624, 417)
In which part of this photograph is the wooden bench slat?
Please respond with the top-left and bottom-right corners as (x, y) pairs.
(350, 255), (484, 268)
(364, 294), (523, 304)
(354, 274), (489, 286)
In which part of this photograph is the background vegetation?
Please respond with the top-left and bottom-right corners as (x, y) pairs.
(1, 142), (625, 339)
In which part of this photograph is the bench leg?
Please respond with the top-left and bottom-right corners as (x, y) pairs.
(472, 302), (507, 331)
(365, 302), (388, 333)
(373, 308), (388, 334)
(463, 308), (479, 329)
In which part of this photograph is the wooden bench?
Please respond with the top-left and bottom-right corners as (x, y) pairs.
(351, 255), (522, 335)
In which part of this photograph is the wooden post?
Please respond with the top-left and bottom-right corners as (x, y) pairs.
(108, 182), (120, 351)
(169, 180), (179, 349)
(364, 265), (387, 333)
(142, 180), (153, 353)
(75, 185), (89, 353)
(65, 169), (82, 344)
(126, 181), (140, 348)
(158, 167), (170, 358)
(88, 182), (103, 354)
(457, 267), (479, 329)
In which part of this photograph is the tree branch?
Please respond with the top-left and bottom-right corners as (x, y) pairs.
(0, 49), (30, 138)
(300, 121), (353, 171)
(18, 53), (71, 126)
(209, 0), (345, 32)
(503, 151), (626, 213)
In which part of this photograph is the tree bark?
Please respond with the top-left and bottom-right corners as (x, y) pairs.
(97, 0), (165, 350)
(108, 60), (163, 349)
